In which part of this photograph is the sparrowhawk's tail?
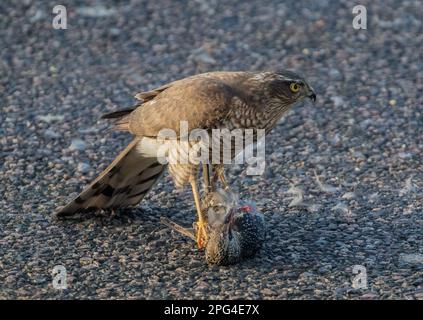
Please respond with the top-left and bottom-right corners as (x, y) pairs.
(54, 138), (165, 218)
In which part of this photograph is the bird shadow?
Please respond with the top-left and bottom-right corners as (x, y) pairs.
(51, 203), (196, 235)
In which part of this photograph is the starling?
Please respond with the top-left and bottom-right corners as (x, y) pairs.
(161, 189), (265, 265)
(204, 189), (266, 265)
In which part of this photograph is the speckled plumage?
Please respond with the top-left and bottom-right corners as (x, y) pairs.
(233, 206), (266, 259)
(205, 224), (242, 266)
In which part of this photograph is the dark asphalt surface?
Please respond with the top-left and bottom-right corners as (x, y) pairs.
(0, 0), (422, 299)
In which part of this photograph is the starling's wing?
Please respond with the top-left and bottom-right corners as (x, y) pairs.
(160, 217), (196, 241)
(55, 138), (165, 217)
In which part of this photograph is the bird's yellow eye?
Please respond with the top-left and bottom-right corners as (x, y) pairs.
(290, 82), (300, 93)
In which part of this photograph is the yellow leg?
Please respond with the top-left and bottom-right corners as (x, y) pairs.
(202, 163), (211, 193)
(190, 176), (208, 248)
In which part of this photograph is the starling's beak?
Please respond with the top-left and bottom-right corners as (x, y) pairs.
(308, 87), (316, 102)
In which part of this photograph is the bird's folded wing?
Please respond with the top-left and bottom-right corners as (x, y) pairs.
(127, 77), (237, 137)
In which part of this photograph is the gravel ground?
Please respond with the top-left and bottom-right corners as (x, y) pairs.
(1, 0), (422, 299)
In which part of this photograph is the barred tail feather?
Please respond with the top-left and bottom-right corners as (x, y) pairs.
(55, 138), (165, 217)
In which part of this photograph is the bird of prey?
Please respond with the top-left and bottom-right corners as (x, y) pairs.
(55, 70), (316, 248)
(161, 189), (266, 265)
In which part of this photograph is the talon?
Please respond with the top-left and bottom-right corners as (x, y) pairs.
(196, 220), (208, 248)
(190, 175), (209, 249)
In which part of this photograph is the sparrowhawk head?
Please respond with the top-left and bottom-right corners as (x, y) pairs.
(260, 69), (316, 104)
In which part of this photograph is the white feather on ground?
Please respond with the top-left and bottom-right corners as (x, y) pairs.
(314, 170), (339, 193)
(399, 177), (416, 196)
(287, 185), (304, 207)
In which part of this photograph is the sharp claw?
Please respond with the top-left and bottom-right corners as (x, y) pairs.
(197, 238), (204, 249)
(196, 220), (208, 249)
